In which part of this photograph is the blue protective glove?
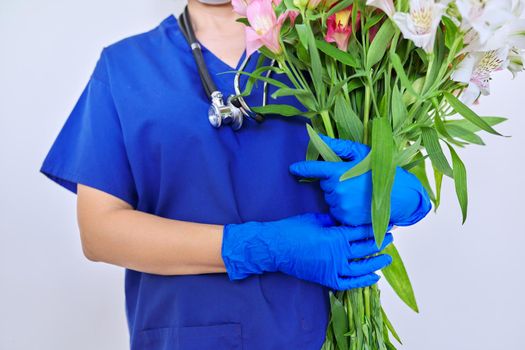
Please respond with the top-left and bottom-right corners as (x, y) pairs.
(221, 213), (393, 291)
(289, 135), (432, 227)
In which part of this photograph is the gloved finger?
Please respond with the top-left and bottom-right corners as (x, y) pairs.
(334, 273), (380, 291)
(319, 178), (337, 193)
(300, 212), (337, 227)
(341, 254), (392, 277)
(330, 224), (395, 241)
(289, 161), (342, 180)
(318, 134), (370, 161)
(347, 233), (393, 259)
(329, 225), (375, 241)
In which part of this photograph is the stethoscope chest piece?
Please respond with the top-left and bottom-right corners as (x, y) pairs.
(208, 91), (243, 130)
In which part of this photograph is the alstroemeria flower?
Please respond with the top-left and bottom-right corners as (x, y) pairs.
(293, 0), (323, 9)
(307, 0), (324, 9)
(475, 19), (525, 52)
(325, 6), (359, 51)
(392, 0), (448, 53)
(366, 0), (395, 17)
(232, 0), (252, 16)
(508, 47), (525, 78)
(245, 0), (298, 57)
(233, 0), (281, 16)
(451, 47), (510, 105)
(456, 0), (514, 45)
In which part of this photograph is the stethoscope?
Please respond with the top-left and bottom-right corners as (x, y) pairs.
(177, 5), (274, 130)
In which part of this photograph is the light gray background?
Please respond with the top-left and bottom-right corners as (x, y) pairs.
(1, 1), (524, 349)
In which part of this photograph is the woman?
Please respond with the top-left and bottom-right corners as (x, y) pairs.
(39, 0), (431, 349)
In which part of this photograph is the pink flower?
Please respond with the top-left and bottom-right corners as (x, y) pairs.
(325, 6), (359, 51)
(232, 0), (281, 16)
(232, 0), (252, 16)
(245, 0), (298, 57)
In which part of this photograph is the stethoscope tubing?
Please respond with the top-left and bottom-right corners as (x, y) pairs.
(177, 5), (275, 125)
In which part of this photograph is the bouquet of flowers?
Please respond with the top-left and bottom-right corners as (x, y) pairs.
(232, 0), (525, 348)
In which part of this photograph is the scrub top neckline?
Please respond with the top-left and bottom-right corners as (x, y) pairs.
(165, 13), (248, 72)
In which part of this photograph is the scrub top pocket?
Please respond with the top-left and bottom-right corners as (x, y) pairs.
(133, 323), (243, 350)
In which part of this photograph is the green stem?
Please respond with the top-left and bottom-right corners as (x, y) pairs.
(282, 44), (309, 91)
(320, 110), (335, 138)
(346, 290), (354, 337)
(364, 287), (371, 319)
(422, 53), (435, 95)
(276, 54), (302, 91)
(363, 84), (371, 145)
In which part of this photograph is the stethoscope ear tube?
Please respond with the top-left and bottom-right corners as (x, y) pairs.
(179, 7), (217, 98)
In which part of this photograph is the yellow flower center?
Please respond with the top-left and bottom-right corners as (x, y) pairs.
(335, 9), (352, 29)
(410, 7), (433, 35)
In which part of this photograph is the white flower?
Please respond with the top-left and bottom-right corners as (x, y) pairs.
(464, 17), (525, 52)
(392, 0), (448, 53)
(456, 0), (514, 45)
(366, 0), (395, 17)
(452, 47), (510, 105)
(512, 0), (525, 17)
(508, 47), (525, 78)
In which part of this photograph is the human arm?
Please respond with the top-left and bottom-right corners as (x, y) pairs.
(77, 184), (226, 275)
(78, 184), (392, 290)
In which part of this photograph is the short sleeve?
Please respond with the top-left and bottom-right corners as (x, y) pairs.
(39, 48), (138, 208)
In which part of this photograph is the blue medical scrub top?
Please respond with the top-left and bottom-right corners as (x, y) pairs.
(40, 14), (331, 350)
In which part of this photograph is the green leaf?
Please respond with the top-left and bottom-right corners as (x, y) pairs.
(295, 23), (309, 49)
(445, 124), (485, 145)
(444, 93), (504, 136)
(402, 77), (425, 106)
(306, 124), (341, 162)
(433, 167), (443, 211)
(446, 143), (469, 224)
(333, 94), (364, 142)
(271, 88), (310, 99)
(304, 25), (324, 100)
(396, 139), (421, 167)
(408, 157), (436, 204)
(251, 104), (304, 117)
(364, 12), (386, 32)
(367, 20), (395, 69)
(371, 117), (396, 247)
(235, 17), (249, 26)
(382, 244), (419, 313)
(330, 294), (349, 350)
(421, 127), (453, 177)
(327, 77), (353, 109)
(381, 307), (402, 344)
(306, 139), (319, 161)
(235, 67), (288, 97)
(340, 153), (371, 181)
(316, 39), (360, 68)
(442, 16), (459, 50)
(327, 0), (354, 16)
(347, 79), (363, 94)
(270, 87), (317, 111)
(444, 116), (507, 133)
(392, 85), (408, 131)
(390, 52), (417, 97)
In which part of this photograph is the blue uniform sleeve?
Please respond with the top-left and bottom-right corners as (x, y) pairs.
(39, 49), (138, 208)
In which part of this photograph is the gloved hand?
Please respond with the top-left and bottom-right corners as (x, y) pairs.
(289, 135), (432, 227)
(221, 213), (393, 291)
